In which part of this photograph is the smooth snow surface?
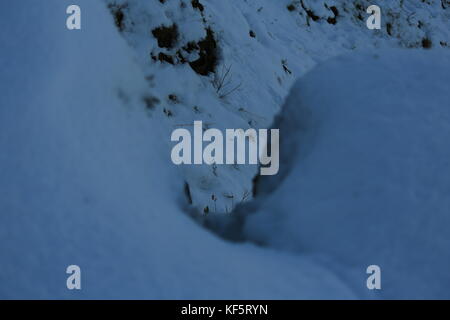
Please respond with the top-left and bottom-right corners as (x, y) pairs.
(245, 49), (450, 299)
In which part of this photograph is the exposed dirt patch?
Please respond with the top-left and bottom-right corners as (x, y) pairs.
(422, 38), (432, 49)
(327, 6), (339, 25)
(191, 0), (204, 12)
(189, 28), (219, 75)
(287, 4), (296, 12)
(152, 24), (179, 49)
(108, 3), (128, 32)
(301, 0), (320, 22)
(142, 95), (160, 110)
(150, 26), (218, 76)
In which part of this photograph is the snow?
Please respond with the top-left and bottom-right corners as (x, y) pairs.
(0, 0), (353, 299)
(244, 49), (450, 299)
(105, 0), (450, 213)
(0, 0), (449, 299)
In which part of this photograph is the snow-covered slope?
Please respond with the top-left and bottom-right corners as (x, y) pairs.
(243, 49), (450, 299)
(105, 0), (450, 213)
(0, 0), (353, 299)
(1, 0), (449, 299)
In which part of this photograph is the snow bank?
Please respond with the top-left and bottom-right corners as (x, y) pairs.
(105, 0), (450, 214)
(0, 1), (353, 299)
(245, 49), (450, 299)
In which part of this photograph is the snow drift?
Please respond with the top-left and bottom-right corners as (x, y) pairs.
(245, 49), (450, 299)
